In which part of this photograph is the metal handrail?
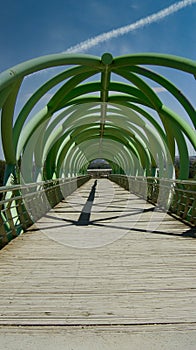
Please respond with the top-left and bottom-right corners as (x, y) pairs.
(0, 175), (90, 249)
(1, 174), (195, 250)
(109, 175), (196, 226)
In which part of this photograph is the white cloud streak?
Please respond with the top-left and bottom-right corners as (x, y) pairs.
(64, 0), (196, 53)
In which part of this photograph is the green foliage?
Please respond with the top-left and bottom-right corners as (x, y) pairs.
(88, 159), (111, 169)
(0, 160), (5, 186)
(189, 158), (196, 179)
(175, 156), (196, 179)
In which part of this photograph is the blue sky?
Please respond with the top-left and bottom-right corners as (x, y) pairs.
(0, 0), (196, 71)
(0, 0), (196, 158)
(0, 0), (196, 68)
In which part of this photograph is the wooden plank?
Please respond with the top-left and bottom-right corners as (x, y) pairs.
(0, 178), (195, 328)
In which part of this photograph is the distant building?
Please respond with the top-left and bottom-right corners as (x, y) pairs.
(87, 168), (112, 178)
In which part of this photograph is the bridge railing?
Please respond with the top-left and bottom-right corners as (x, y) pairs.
(0, 175), (90, 249)
(109, 175), (196, 226)
(1, 174), (195, 249)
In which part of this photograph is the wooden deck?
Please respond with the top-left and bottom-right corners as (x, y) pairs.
(0, 178), (196, 349)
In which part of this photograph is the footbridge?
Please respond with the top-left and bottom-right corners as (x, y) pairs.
(0, 52), (196, 348)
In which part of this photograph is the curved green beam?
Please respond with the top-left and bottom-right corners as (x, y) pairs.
(58, 129), (148, 178)
(158, 108), (190, 179)
(40, 103), (149, 160)
(70, 125), (139, 160)
(102, 123), (159, 172)
(21, 97), (158, 170)
(53, 81), (153, 111)
(42, 106), (104, 161)
(1, 79), (22, 164)
(0, 84), (15, 109)
(16, 72), (100, 159)
(1, 54), (105, 167)
(106, 96), (192, 170)
(0, 52), (195, 184)
(112, 57), (196, 178)
(41, 98), (172, 179)
(161, 105), (196, 148)
(67, 139), (129, 176)
(107, 102), (196, 179)
(109, 102), (167, 144)
(71, 148), (86, 176)
(127, 65), (196, 128)
(50, 107), (178, 179)
(48, 99), (167, 144)
(58, 137), (130, 177)
(16, 106), (50, 160)
(45, 131), (137, 179)
(13, 65), (100, 151)
(32, 86), (169, 173)
(39, 85), (188, 175)
(18, 100), (194, 183)
(112, 53), (196, 75)
(3, 55), (113, 167)
(85, 140), (132, 175)
(47, 72), (100, 113)
(64, 146), (84, 177)
(38, 102), (146, 178)
(58, 142), (76, 177)
(0, 53), (102, 91)
(113, 68), (163, 112)
(109, 70), (196, 173)
(42, 113), (156, 179)
(164, 118), (189, 179)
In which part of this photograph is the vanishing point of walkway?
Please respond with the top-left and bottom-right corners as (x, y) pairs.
(0, 179), (196, 349)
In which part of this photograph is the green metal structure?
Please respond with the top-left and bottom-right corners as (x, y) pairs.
(0, 52), (196, 184)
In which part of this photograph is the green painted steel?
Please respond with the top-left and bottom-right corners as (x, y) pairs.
(0, 52), (195, 185)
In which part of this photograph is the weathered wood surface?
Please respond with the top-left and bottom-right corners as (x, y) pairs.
(0, 178), (196, 347)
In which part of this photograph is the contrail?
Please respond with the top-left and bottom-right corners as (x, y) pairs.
(65, 0), (196, 53)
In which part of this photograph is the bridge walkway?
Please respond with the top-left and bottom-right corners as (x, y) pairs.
(0, 178), (196, 349)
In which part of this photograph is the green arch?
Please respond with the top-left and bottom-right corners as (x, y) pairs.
(0, 52), (195, 184)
